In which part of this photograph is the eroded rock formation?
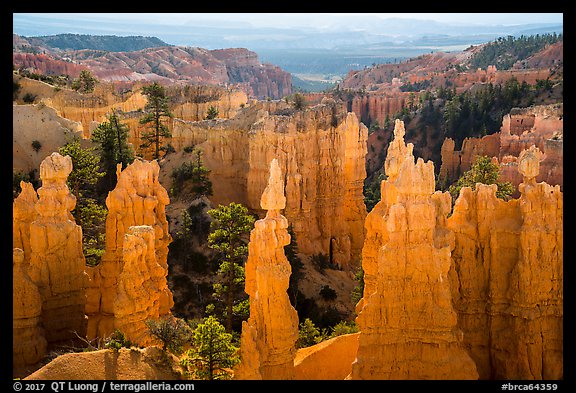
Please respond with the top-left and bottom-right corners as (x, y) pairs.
(114, 226), (169, 346)
(168, 99), (367, 268)
(13, 248), (47, 377)
(13, 181), (39, 261)
(14, 45), (290, 100)
(87, 159), (173, 340)
(235, 159), (299, 380)
(447, 145), (563, 379)
(28, 152), (88, 344)
(350, 120), (478, 380)
(439, 104), (563, 194)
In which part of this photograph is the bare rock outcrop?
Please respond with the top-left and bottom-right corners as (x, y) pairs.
(235, 159), (299, 380)
(294, 333), (359, 380)
(13, 248), (47, 378)
(350, 120), (478, 380)
(24, 347), (183, 380)
(447, 145), (563, 379)
(28, 153), (88, 345)
(168, 100), (367, 268)
(87, 159), (173, 341)
(13, 102), (84, 174)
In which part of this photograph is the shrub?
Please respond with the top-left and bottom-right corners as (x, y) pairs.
(319, 285), (337, 301)
(104, 329), (133, 351)
(330, 321), (359, 338)
(31, 140), (42, 153)
(297, 318), (326, 348)
(22, 92), (36, 103)
(145, 317), (192, 354)
(205, 105), (219, 120)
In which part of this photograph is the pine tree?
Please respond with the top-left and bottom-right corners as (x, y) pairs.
(91, 109), (134, 191)
(180, 316), (239, 380)
(140, 82), (173, 159)
(448, 155), (515, 202)
(206, 203), (255, 331)
(71, 70), (98, 93)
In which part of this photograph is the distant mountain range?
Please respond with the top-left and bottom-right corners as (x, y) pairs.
(14, 33), (170, 52)
(13, 14), (563, 52)
(12, 14), (564, 86)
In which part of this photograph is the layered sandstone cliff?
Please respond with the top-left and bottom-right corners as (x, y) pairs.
(87, 159), (173, 341)
(350, 92), (408, 127)
(14, 46), (290, 99)
(350, 120), (478, 380)
(168, 99), (367, 268)
(235, 159), (299, 380)
(447, 145), (563, 380)
(28, 153), (89, 345)
(14, 77), (247, 141)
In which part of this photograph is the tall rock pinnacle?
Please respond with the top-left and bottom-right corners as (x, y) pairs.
(235, 159), (299, 379)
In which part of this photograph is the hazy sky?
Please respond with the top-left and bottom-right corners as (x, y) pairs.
(14, 13), (563, 28)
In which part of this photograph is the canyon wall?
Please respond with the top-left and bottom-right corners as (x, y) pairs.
(350, 93), (409, 127)
(87, 159), (173, 342)
(14, 77), (248, 141)
(235, 159), (299, 380)
(168, 99), (368, 268)
(439, 104), (563, 194)
(447, 146), (563, 379)
(14, 46), (290, 99)
(350, 120), (478, 379)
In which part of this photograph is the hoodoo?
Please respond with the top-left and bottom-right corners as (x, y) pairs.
(235, 159), (299, 379)
(28, 152), (89, 345)
(86, 159), (173, 341)
(13, 248), (47, 377)
(350, 120), (478, 379)
(447, 145), (563, 379)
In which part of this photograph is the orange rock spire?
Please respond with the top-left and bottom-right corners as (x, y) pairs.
(28, 152), (89, 345)
(235, 159), (299, 379)
(350, 120), (478, 379)
(86, 159), (173, 341)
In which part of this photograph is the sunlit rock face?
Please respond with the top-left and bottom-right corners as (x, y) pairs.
(170, 99), (368, 269)
(28, 153), (89, 345)
(350, 120), (478, 380)
(13, 248), (48, 377)
(86, 159), (173, 341)
(235, 159), (299, 380)
(448, 145), (563, 380)
(113, 225), (170, 346)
